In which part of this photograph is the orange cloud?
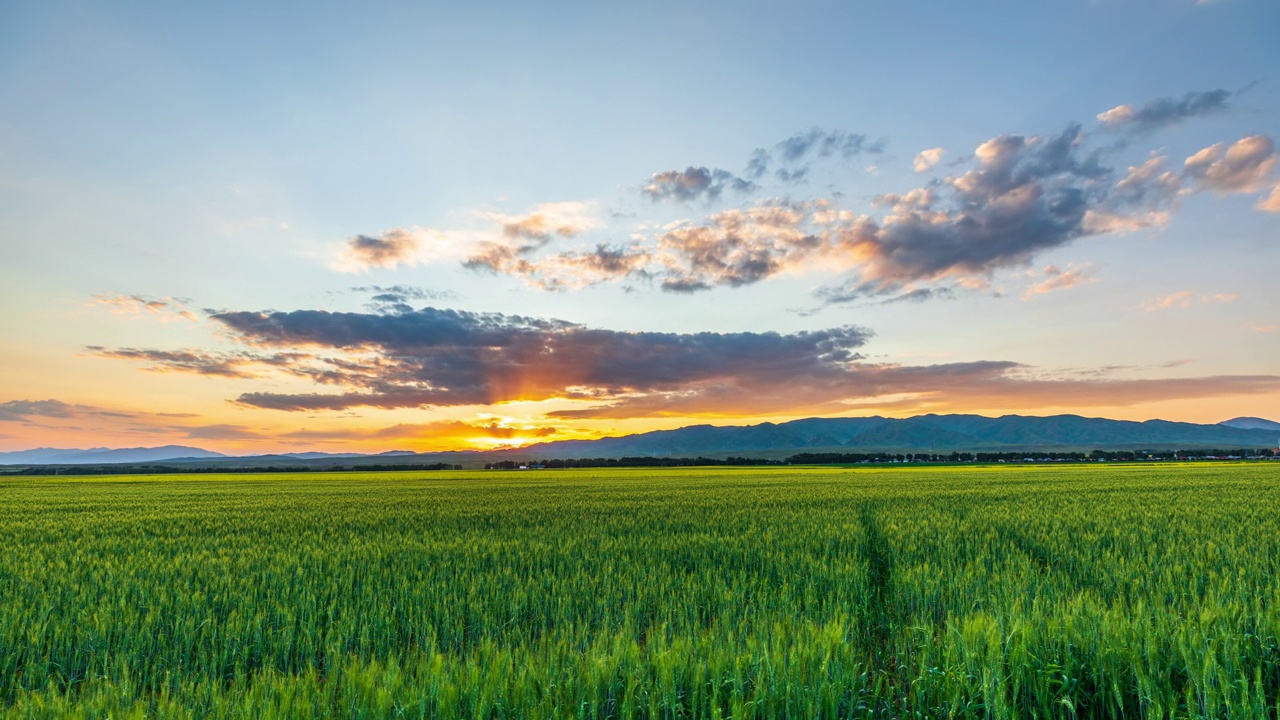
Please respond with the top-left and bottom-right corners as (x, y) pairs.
(1142, 290), (1237, 311)
(1257, 185), (1280, 213)
(1022, 264), (1096, 300)
(912, 147), (944, 173)
(1184, 135), (1277, 195)
(89, 294), (198, 322)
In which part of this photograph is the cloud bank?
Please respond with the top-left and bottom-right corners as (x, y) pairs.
(89, 305), (1280, 420)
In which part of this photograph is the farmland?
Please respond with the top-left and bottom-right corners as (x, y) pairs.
(2, 463), (1279, 718)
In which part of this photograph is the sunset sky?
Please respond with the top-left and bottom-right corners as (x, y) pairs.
(1, 0), (1278, 454)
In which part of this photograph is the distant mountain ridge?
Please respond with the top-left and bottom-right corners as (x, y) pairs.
(1220, 417), (1280, 432)
(0, 445), (227, 465)
(502, 414), (1280, 459)
(1, 414), (1276, 466)
(0, 446), (419, 465)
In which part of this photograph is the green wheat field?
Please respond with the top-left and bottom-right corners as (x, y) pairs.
(3, 463), (1279, 718)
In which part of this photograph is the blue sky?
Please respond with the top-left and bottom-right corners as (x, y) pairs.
(1, 0), (1277, 452)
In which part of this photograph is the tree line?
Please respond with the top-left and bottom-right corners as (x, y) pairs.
(786, 449), (1275, 464)
(484, 457), (783, 470)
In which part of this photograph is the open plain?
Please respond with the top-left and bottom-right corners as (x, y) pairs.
(2, 463), (1279, 718)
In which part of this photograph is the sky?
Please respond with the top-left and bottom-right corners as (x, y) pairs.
(1, 0), (1278, 454)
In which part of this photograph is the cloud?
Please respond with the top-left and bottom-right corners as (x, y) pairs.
(89, 294), (198, 322)
(0, 399), (171, 430)
(341, 229), (421, 269)
(913, 148), (945, 173)
(350, 285), (457, 303)
(1096, 89), (1231, 134)
(1022, 264), (1097, 300)
(349, 285), (459, 313)
(322, 116), (1267, 303)
(467, 243), (652, 291)
(90, 303), (1280, 421)
(96, 306), (872, 412)
(1184, 135), (1277, 194)
(817, 125), (1119, 301)
(648, 124), (1191, 299)
(493, 202), (598, 243)
(642, 167), (755, 203)
(462, 202), (606, 285)
(655, 203), (821, 289)
(83, 347), (288, 378)
(655, 123), (1260, 303)
(1258, 185), (1280, 213)
(744, 128), (885, 181)
(1142, 290), (1237, 311)
(1144, 290), (1196, 310)
(1082, 155), (1181, 233)
(0, 399), (78, 422)
(778, 128), (883, 163)
(337, 202), (601, 275)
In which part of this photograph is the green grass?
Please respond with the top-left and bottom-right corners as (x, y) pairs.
(2, 463), (1279, 718)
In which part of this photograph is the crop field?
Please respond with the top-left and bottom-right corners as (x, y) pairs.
(2, 463), (1279, 718)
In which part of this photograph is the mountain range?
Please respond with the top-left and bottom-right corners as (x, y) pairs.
(496, 414), (1280, 460)
(0, 446), (417, 465)
(1, 414), (1277, 467)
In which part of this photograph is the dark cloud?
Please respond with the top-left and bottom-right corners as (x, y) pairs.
(876, 287), (957, 305)
(210, 308), (870, 410)
(349, 285), (459, 314)
(84, 347), (288, 378)
(0, 399), (77, 421)
(94, 307), (868, 412)
(778, 128), (884, 163)
(815, 124), (1145, 302)
(343, 230), (420, 269)
(92, 304), (1280, 420)
(745, 149), (770, 179)
(775, 167), (809, 184)
(351, 285), (457, 303)
(660, 276), (712, 293)
(0, 399), (161, 427)
(642, 167), (755, 203)
(744, 128), (886, 182)
(1097, 89), (1231, 134)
